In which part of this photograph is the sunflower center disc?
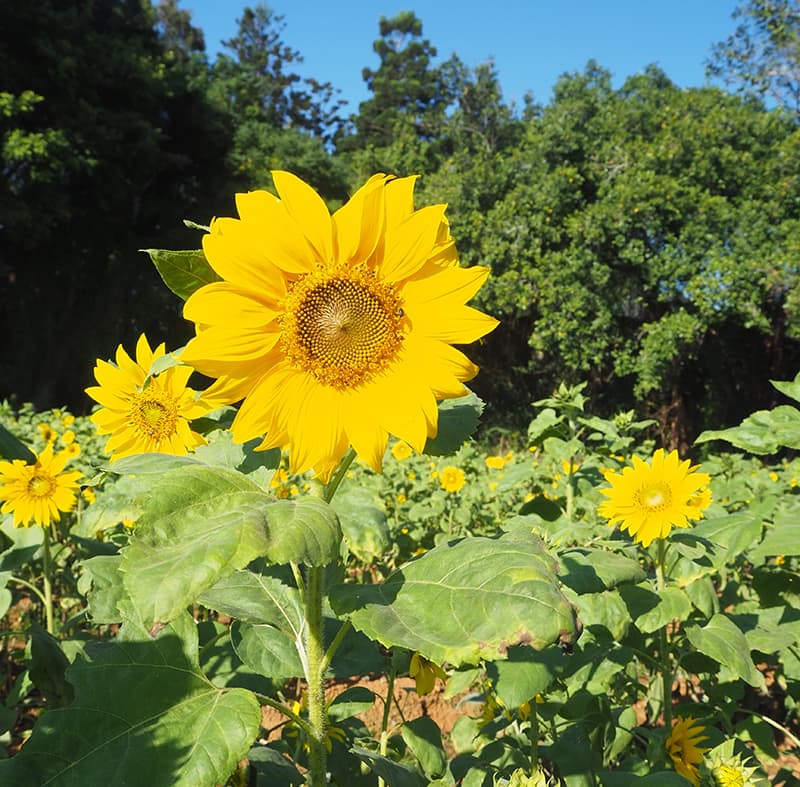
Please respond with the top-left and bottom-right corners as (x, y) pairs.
(286, 273), (404, 388)
(131, 387), (179, 440)
(27, 474), (56, 498)
(638, 482), (672, 511)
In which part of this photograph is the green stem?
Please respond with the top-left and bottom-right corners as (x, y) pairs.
(377, 668), (396, 787)
(305, 564), (327, 785)
(656, 538), (672, 729)
(254, 693), (311, 733)
(8, 575), (48, 607)
(42, 526), (55, 636)
(320, 620), (352, 676)
(528, 701), (540, 771)
(565, 456), (575, 521)
(323, 448), (356, 503)
(302, 448), (357, 785)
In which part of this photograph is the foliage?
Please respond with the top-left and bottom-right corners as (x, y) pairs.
(707, 0), (800, 114)
(3, 372), (800, 784)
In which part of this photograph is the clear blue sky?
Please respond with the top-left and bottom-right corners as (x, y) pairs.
(184, 0), (740, 112)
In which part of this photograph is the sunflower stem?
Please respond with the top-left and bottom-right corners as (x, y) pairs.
(377, 667), (396, 787)
(323, 447), (357, 503)
(656, 538), (672, 729)
(302, 448), (358, 785)
(42, 525), (55, 636)
(305, 565), (327, 785)
(528, 700), (540, 771)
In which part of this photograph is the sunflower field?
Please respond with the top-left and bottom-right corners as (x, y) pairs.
(0, 172), (799, 787)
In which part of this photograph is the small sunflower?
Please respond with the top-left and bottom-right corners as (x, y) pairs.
(598, 449), (711, 547)
(391, 440), (413, 461)
(86, 334), (211, 460)
(666, 716), (710, 786)
(181, 171), (498, 481)
(440, 465), (465, 493)
(0, 444), (82, 527)
(700, 740), (763, 787)
(485, 455), (505, 470)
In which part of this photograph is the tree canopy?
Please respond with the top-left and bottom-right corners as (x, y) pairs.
(2, 0), (799, 447)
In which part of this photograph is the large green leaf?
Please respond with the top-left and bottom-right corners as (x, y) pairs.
(198, 570), (303, 629)
(144, 248), (220, 300)
(330, 533), (578, 666)
(0, 423), (34, 462)
(770, 372), (800, 404)
(685, 614), (764, 688)
(486, 645), (566, 708)
(558, 548), (645, 593)
(424, 391), (484, 456)
(261, 497), (342, 567)
(0, 614), (260, 787)
(332, 485), (389, 562)
(121, 466), (341, 625)
(696, 405), (800, 454)
(749, 504), (800, 561)
(120, 466), (272, 624)
(233, 621), (304, 682)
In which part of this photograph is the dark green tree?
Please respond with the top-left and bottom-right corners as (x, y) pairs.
(707, 0), (800, 114)
(208, 4), (347, 199)
(424, 63), (800, 444)
(0, 0), (228, 408)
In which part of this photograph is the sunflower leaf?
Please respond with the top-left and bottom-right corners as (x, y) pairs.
(684, 613), (764, 688)
(695, 405), (800, 454)
(0, 423), (34, 462)
(0, 613), (260, 787)
(143, 248), (221, 301)
(424, 391), (484, 456)
(329, 532), (579, 666)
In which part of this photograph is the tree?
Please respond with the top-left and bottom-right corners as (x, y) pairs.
(707, 0), (800, 114)
(423, 63), (800, 444)
(0, 0), (229, 408)
(210, 4), (345, 142)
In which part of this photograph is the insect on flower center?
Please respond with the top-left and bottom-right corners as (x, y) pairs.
(130, 384), (180, 441)
(27, 472), (56, 499)
(282, 268), (405, 389)
(636, 482), (672, 512)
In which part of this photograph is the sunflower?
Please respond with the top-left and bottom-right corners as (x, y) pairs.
(180, 171), (498, 481)
(666, 716), (710, 786)
(391, 440), (413, 461)
(0, 444), (82, 527)
(700, 740), (762, 787)
(440, 465), (466, 493)
(485, 455), (505, 470)
(86, 334), (211, 460)
(598, 449), (711, 547)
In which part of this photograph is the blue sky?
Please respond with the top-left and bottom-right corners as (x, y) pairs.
(184, 0), (740, 112)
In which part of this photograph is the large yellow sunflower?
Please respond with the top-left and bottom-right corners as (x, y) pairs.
(0, 444), (82, 527)
(181, 171), (498, 481)
(86, 334), (211, 460)
(598, 449), (711, 547)
(666, 716), (710, 786)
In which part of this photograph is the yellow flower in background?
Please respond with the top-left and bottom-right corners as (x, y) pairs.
(504, 450), (514, 463)
(598, 449), (711, 547)
(409, 652), (447, 695)
(62, 414), (75, 428)
(86, 334), (212, 461)
(391, 441), (413, 461)
(37, 423), (56, 443)
(561, 458), (580, 474)
(64, 443), (81, 459)
(0, 445), (81, 527)
(440, 465), (465, 493)
(485, 455), (505, 470)
(666, 716), (709, 786)
(396, 493), (407, 505)
(60, 429), (75, 446)
(81, 487), (96, 505)
(180, 171), (498, 482)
